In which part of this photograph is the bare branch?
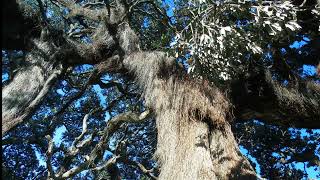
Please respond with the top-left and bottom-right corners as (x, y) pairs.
(127, 160), (158, 180)
(52, 110), (152, 179)
(107, 110), (152, 135)
(45, 135), (56, 179)
(69, 113), (90, 154)
(76, 134), (93, 148)
(91, 155), (119, 171)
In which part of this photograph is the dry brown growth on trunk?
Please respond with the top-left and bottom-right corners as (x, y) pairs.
(124, 52), (256, 179)
(125, 52), (229, 126)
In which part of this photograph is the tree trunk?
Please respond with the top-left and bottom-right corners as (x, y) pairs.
(124, 52), (257, 179)
(156, 112), (256, 179)
(2, 39), (63, 135)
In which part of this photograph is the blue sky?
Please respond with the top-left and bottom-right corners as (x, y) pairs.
(164, 0), (175, 17)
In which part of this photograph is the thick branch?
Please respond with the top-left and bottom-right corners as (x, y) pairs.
(232, 70), (320, 129)
(2, 60), (64, 135)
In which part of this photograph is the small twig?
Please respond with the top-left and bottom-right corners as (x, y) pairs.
(91, 155), (119, 171)
(127, 160), (158, 179)
(70, 113), (90, 152)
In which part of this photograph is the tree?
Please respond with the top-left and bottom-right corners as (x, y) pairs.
(2, 0), (320, 179)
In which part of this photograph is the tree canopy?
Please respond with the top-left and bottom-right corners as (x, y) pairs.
(2, 0), (320, 179)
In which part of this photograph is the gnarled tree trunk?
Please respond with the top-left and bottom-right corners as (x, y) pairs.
(124, 52), (257, 179)
(4, 0), (320, 179)
(2, 1), (257, 178)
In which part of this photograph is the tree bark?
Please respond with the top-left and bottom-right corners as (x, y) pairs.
(155, 109), (256, 180)
(124, 52), (257, 179)
(2, 39), (63, 135)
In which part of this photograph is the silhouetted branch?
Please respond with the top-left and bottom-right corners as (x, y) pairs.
(47, 110), (152, 179)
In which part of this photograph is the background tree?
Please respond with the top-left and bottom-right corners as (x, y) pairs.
(2, 0), (319, 179)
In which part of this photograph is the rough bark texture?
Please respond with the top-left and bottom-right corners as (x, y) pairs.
(2, 39), (63, 135)
(124, 52), (257, 179)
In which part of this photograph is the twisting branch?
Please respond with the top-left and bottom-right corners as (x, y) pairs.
(106, 110), (152, 135)
(68, 29), (94, 38)
(61, 110), (152, 178)
(91, 155), (119, 171)
(46, 64), (134, 139)
(45, 135), (56, 179)
(46, 69), (98, 134)
(69, 113), (90, 154)
(47, 110), (152, 179)
(126, 160), (158, 180)
(92, 79), (139, 97)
